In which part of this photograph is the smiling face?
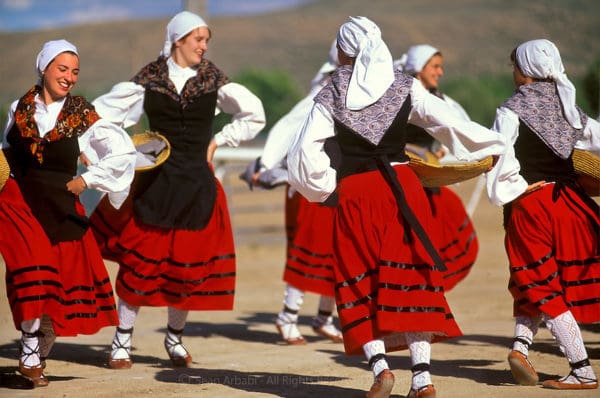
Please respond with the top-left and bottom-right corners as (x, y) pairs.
(172, 26), (211, 68)
(41, 51), (79, 104)
(415, 53), (443, 91)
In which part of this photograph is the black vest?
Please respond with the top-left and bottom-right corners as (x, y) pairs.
(133, 89), (218, 230)
(7, 125), (88, 243)
(333, 96), (412, 180)
(514, 122), (578, 185)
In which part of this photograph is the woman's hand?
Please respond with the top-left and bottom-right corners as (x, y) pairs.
(206, 139), (217, 163)
(525, 180), (546, 193)
(66, 176), (87, 196)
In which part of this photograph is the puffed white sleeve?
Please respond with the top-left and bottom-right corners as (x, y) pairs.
(92, 82), (146, 129)
(485, 107), (529, 206)
(78, 119), (137, 209)
(261, 90), (319, 170)
(214, 82), (266, 147)
(287, 102), (337, 202)
(408, 79), (506, 161)
(574, 117), (600, 155)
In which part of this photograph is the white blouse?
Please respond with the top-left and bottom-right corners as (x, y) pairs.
(2, 94), (136, 209)
(287, 78), (508, 203)
(92, 56), (266, 149)
(260, 79), (329, 171)
(486, 106), (600, 206)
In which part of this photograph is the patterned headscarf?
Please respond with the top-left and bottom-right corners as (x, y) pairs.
(336, 16), (394, 110)
(515, 39), (582, 128)
(161, 11), (208, 56)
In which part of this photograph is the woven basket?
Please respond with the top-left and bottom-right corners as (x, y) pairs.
(0, 149), (10, 192)
(406, 150), (493, 187)
(572, 149), (600, 196)
(131, 131), (171, 172)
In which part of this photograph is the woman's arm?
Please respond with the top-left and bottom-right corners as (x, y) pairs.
(213, 82), (266, 147)
(78, 119), (136, 209)
(92, 82), (146, 129)
(287, 102), (337, 203)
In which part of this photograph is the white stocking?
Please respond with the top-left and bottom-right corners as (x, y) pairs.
(283, 284), (305, 312)
(406, 332), (432, 389)
(363, 339), (389, 377)
(117, 299), (140, 330)
(167, 307), (189, 331)
(544, 311), (596, 383)
(513, 314), (542, 356)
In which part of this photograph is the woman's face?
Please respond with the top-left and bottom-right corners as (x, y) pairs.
(416, 54), (443, 91)
(174, 26), (210, 68)
(41, 52), (79, 104)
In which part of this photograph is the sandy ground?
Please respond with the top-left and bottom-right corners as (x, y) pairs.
(0, 167), (598, 398)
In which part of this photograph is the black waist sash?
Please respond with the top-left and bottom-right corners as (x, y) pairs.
(375, 155), (447, 272)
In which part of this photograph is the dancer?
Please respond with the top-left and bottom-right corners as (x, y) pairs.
(288, 16), (506, 398)
(486, 39), (599, 390)
(397, 44), (479, 291)
(89, 11), (265, 368)
(241, 40), (342, 344)
(0, 39), (136, 387)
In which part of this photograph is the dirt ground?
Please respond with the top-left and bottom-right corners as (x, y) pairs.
(0, 169), (598, 398)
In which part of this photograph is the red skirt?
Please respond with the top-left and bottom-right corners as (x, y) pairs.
(90, 178), (235, 310)
(0, 179), (118, 336)
(505, 183), (600, 323)
(283, 187), (335, 296)
(334, 165), (462, 355)
(426, 187), (478, 291)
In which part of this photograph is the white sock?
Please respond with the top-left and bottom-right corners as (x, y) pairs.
(283, 284), (305, 312)
(20, 332), (41, 368)
(407, 332), (433, 389)
(111, 328), (133, 360)
(363, 339), (389, 377)
(20, 318), (41, 367)
(165, 327), (189, 359)
(513, 315), (542, 356)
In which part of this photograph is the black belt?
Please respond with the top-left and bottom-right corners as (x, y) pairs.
(376, 155), (447, 272)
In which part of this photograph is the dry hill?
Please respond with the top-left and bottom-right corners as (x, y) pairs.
(0, 0), (598, 107)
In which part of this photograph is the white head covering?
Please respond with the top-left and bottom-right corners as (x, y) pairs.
(310, 40), (340, 88)
(35, 39), (78, 77)
(336, 16), (394, 110)
(161, 11), (208, 56)
(395, 44), (439, 75)
(515, 39), (582, 128)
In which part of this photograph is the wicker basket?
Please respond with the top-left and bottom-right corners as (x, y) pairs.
(0, 149), (10, 192)
(572, 148), (600, 196)
(131, 131), (171, 172)
(406, 150), (493, 187)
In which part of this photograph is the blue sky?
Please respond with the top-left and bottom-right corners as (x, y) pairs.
(0, 0), (316, 32)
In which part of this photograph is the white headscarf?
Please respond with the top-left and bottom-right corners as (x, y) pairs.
(395, 44), (439, 75)
(35, 39), (78, 77)
(336, 16), (394, 110)
(310, 39), (340, 88)
(515, 39), (582, 128)
(161, 11), (208, 56)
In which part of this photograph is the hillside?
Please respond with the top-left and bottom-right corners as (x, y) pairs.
(0, 0), (598, 108)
